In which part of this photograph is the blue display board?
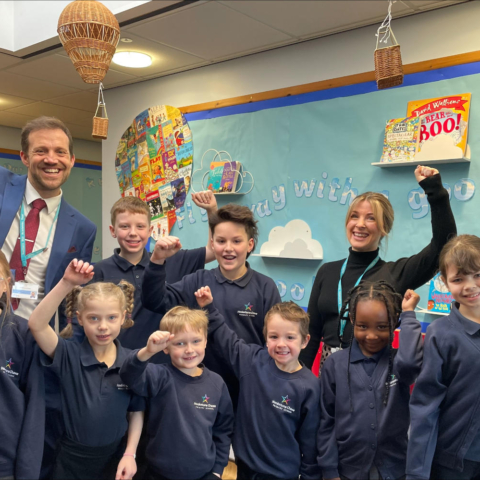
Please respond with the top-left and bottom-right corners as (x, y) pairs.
(0, 152), (102, 263)
(169, 63), (480, 331)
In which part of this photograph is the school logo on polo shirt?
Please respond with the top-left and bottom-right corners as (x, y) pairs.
(238, 302), (258, 318)
(272, 395), (295, 413)
(117, 383), (130, 390)
(194, 394), (217, 411)
(1, 358), (19, 378)
(388, 374), (398, 387)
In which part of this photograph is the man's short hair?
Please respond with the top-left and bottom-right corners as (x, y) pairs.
(110, 196), (151, 226)
(21, 116), (74, 157)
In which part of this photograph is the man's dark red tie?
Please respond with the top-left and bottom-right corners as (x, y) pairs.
(9, 198), (47, 310)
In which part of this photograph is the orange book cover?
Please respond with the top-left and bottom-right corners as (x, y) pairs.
(406, 93), (471, 158)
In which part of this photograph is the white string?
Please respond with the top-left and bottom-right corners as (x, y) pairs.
(376, 0), (396, 44)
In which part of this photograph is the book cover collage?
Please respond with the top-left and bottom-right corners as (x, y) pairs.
(115, 105), (193, 240)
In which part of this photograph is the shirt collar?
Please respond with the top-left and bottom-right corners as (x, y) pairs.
(112, 248), (150, 272)
(213, 262), (253, 287)
(350, 338), (386, 364)
(80, 337), (126, 369)
(451, 302), (480, 336)
(25, 178), (62, 215)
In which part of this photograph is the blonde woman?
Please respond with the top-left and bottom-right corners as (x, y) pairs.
(300, 166), (456, 372)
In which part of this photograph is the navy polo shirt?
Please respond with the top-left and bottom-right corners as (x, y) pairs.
(459, 315), (480, 461)
(80, 247), (206, 358)
(41, 337), (145, 447)
(350, 339), (386, 377)
(0, 304), (45, 480)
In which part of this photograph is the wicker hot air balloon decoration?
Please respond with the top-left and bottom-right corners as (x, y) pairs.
(58, 0), (120, 139)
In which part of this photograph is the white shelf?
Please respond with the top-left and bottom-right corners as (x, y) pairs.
(251, 253), (322, 260)
(212, 192), (245, 196)
(416, 307), (448, 316)
(372, 157), (470, 167)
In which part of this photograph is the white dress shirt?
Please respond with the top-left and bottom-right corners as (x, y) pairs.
(3, 179), (62, 319)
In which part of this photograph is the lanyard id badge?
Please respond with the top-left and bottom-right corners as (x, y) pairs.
(338, 254), (380, 338)
(19, 202), (60, 276)
(12, 282), (39, 300)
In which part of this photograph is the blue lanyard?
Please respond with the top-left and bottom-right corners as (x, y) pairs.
(20, 201), (60, 270)
(338, 254), (380, 337)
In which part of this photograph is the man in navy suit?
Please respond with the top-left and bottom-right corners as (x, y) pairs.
(0, 116), (96, 478)
(0, 116), (96, 325)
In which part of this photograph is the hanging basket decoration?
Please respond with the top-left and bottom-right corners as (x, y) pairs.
(58, 0), (120, 84)
(374, 1), (403, 90)
(92, 83), (109, 139)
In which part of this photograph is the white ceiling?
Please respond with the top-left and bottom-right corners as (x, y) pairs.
(0, 0), (469, 142)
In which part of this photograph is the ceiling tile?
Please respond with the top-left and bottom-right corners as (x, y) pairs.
(0, 52), (23, 70)
(0, 71), (79, 100)
(0, 111), (37, 130)
(403, 0), (466, 10)
(6, 54), (136, 90)
(126, 2), (292, 60)
(108, 32), (207, 77)
(7, 102), (94, 125)
(44, 91), (99, 113)
(221, 1), (413, 39)
(0, 93), (36, 111)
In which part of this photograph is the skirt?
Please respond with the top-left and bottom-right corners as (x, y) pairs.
(53, 436), (124, 480)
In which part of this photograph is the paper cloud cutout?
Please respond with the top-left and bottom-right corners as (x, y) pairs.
(260, 219), (323, 259)
(416, 134), (464, 161)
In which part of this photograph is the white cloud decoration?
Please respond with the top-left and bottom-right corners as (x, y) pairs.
(259, 219), (323, 259)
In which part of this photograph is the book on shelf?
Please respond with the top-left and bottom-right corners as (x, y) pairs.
(427, 273), (453, 314)
(206, 161), (241, 193)
(380, 116), (421, 163)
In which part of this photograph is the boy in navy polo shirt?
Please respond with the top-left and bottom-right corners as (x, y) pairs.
(194, 286), (321, 480)
(120, 305), (234, 480)
(142, 204), (281, 405)
(78, 193), (217, 357)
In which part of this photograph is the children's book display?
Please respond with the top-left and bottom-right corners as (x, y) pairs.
(115, 105), (193, 239)
(377, 93), (471, 165)
(427, 273), (453, 314)
(191, 149), (254, 195)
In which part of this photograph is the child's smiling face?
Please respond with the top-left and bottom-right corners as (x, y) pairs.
(265, 314), (309, 373)
(353, 299), (391, 357)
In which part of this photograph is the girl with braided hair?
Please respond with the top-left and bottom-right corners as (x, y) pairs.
(317, 281), (423, 480)
(28, 259), (145, 480)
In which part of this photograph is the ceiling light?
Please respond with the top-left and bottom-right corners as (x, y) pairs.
(120, 38), (133, 43)
(112, 52), (152, 68)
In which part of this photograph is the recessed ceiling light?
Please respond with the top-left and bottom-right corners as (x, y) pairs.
(112, 52), (152, 68)
(120, 38), (133, 43)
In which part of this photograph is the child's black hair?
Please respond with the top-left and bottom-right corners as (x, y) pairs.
(338, 280), (402, 412)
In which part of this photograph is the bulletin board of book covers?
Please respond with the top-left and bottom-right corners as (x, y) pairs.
(115, 105), (192, 240)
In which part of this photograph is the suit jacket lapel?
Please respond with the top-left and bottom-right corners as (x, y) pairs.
(0, 174), (27, 247)
(45, 198), (76, 294)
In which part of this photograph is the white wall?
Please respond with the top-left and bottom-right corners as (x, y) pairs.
(0, 124), (102, 162)
(102, 0), (480, 256)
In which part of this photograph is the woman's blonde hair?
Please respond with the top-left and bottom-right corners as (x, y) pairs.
(0, 250), (12, 314)
(160, 306), (208, 338)
(439, 235), (480, 281)
(60, 281), (135, 338)
(345, 192), (394, 245)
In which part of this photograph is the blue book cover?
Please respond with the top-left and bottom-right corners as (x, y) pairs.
(427, 273), (453, 314)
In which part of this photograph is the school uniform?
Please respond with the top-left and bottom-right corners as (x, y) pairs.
(318, 311), (423, 480)
(119, 353), (234, 480)
(78, 247), (206, 359)
(205, 304), (321, 480)
(142, 261), (281, 405)
(407, 304), (480, 480)
(0, 303), (45, 480)
(41, 337), (145, 480)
